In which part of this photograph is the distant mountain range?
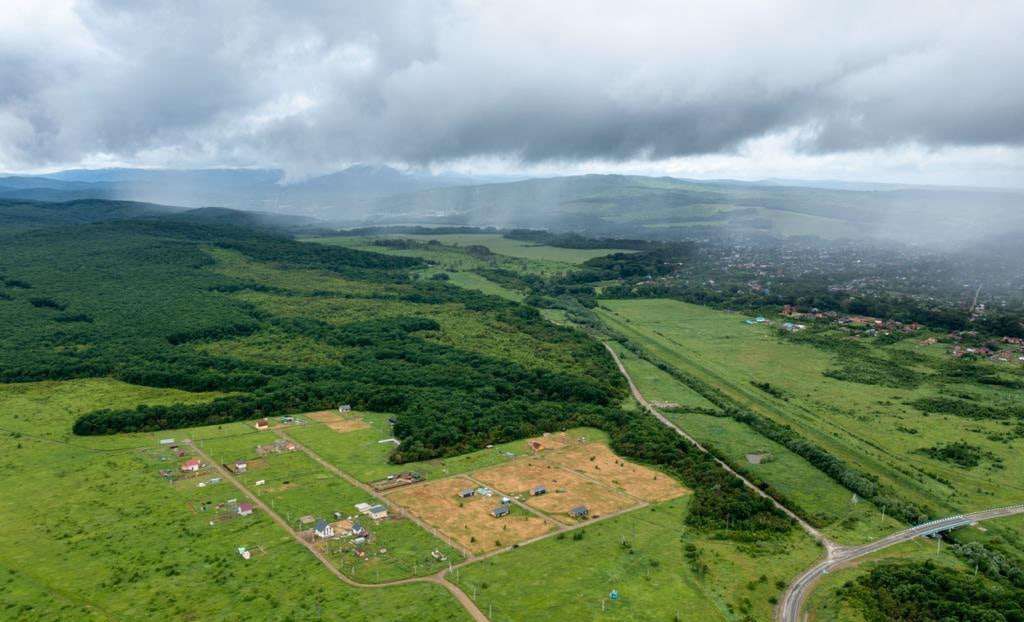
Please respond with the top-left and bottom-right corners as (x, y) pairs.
(0, 166), (495, 219)
(2, 166), (1022, 246)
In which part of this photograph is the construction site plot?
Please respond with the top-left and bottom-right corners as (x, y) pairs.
(544, 442), (689, 502)
(386, 475), (557, 554)
(472, 459), (640, 522)
(306, 410), (371, 433)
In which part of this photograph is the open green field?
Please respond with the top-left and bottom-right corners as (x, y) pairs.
(439, 270), (524, 302)
(598, 299), (1024, 541)
(607, 343), (900, 544)
(284, 413), (606, 483)
(0, 379), (469, 621)
(453, 495), (821, 622)
(198, 427), (464, 583)
(307, 234), (586, 276)
(314, 233), (631, 266)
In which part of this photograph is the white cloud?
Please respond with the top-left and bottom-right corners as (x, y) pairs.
(1, 0), (1022, 186)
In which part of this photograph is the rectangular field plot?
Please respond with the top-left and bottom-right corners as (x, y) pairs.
(387, 476), (558, 554)
(543, 443), (689, 503)
(305, 410), (370, 433)
(472, 460), (640, 521)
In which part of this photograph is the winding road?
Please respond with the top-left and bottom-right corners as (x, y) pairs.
(603, 342), (1024, 622)
(777, 504), (1024, 622)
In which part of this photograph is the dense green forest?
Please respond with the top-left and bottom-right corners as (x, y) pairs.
(0, 209), (788, 536)
(840, 561), (1024, 621)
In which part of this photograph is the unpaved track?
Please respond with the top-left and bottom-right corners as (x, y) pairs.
(186, 440), (489, 622)
(601, 342), (1024, 622)
(603, 342), (838, 553)
(274, 428), (473, 558)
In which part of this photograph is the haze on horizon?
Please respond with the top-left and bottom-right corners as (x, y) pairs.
(2, 1), (1023, 188)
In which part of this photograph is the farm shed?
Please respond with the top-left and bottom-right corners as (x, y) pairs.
(237, 503), (254, 516)
(568, 506), (589, 519)
(180, 458), (201, 473)
(491, 505), (510, 518)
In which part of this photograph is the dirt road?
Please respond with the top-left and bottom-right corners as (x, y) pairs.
(603, 342), (838, 553)
(186, 440), (489, 622)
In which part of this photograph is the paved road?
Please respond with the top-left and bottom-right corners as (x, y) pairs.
(603, 343), (838, 554)
(777, 504), (1024, 622)
(186, 440), (490, 622)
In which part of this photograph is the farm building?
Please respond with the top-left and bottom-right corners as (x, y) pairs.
(459, 488), (475, 498)
(568, 506), (589, 519)
(234, 460), (247, 473)
(254, 418), (270, 431)
(355, 502), (373, 513)
(159, 438), (175, 445)
(351, 521), (368, 537)
(530, 485), (547, 496)
(339, 404), (352, 413)
(180, 458), (201, 473)
(237, 503), (254, 517)
(367, 504), (388, 520)
(314, 518), (334, 539)
(491, 505), (510, 518)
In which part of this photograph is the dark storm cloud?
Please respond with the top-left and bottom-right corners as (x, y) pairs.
(1, 1), (1022, 173)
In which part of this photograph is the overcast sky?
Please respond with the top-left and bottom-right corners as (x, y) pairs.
(3, 1), (1023, 186)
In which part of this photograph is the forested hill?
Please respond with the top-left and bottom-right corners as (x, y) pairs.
(0, 198), (182, 231)
(370, 175), (1024, 246)
(0, 202), (791, 535)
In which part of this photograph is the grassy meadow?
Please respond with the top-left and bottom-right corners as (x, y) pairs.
(452, 495), (821, 622)
(598, 299), (1024, 545)
(284, 414), (606, 483)
(0, 379), (469, 621)
(607, 343), (901, 544)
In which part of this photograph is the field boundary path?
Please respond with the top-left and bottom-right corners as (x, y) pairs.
(777, 504), (1024, 622)
(274, 428), (473, 558)
(603, 342), (838, 554)
(185, 439), (490, 622)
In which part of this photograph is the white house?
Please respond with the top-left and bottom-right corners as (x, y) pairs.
(314, 518), (334, 539)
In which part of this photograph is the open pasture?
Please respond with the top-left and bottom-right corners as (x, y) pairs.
(386, 476), (557, 554)
(599, 298), (1024, 544)
(453, 495), (822, 622)
(0, 379), (471, 621)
